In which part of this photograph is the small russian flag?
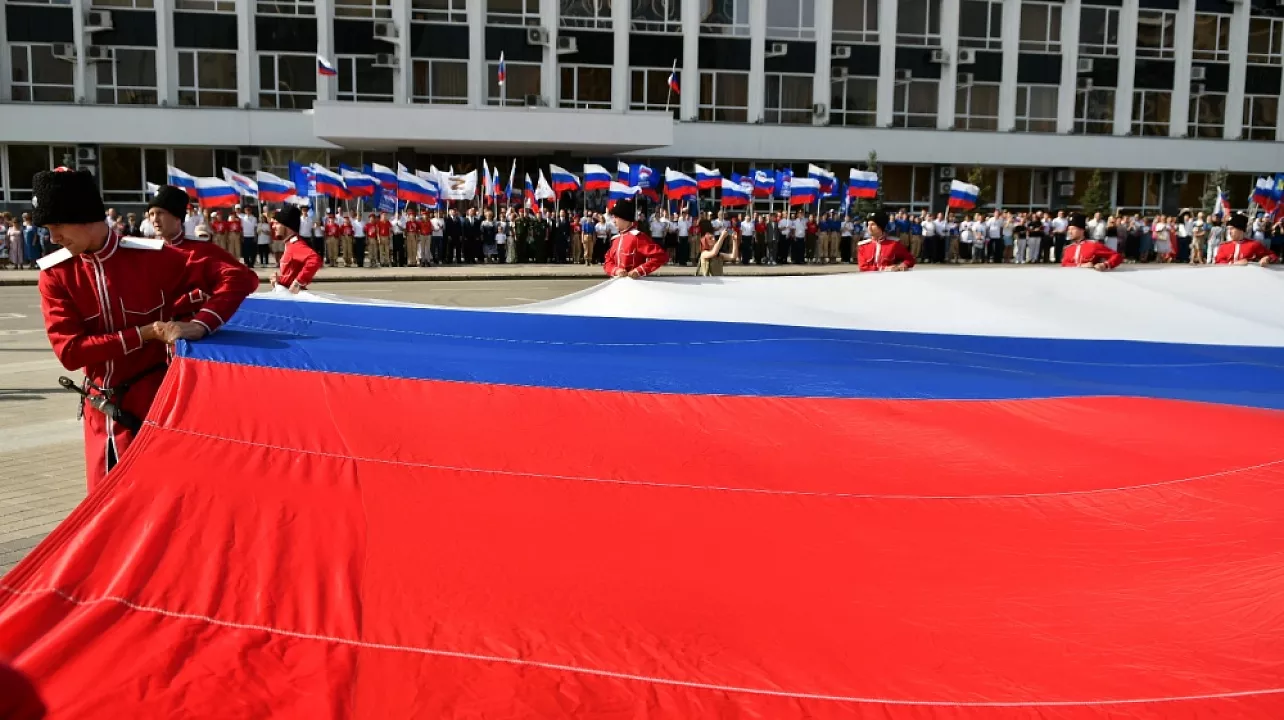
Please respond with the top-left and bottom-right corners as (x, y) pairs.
(947, 179), (980, 210)
(497, 52), (506, 86)
(317, 55), (338, 77)
(668, 69), (680, 95)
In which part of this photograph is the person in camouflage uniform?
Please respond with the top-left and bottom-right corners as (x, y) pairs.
(513, 209), (530, 263)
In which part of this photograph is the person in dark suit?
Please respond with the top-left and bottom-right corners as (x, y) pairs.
(443, 208), (463, 264)
(462, 208), (482, 263)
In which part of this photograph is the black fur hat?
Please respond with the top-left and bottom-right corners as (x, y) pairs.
(613, 198), (637, 223)
(31, 168), (105, 227)
(148, 185), (190, 221)
(276, 205), (302, 235)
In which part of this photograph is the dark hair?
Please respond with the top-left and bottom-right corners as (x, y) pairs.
(698, 218), (714, 235)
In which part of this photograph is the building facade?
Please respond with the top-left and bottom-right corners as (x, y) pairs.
(1, 0), (1282, 215)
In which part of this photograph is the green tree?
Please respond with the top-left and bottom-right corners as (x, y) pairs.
(966, 165), (994, 208)
(1078, 169), (1111, 216)
(1200, 168), (1229, 213)
(854, 150), (882, 216)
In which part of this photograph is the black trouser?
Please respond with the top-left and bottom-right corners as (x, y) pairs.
(840, 236), (853, 263)
(676, 236), (689, 266)
(987, 237), (1003, 263)
(1052, 233), (1066, 263)
(554, 237), (568, 263)
(257, 244), (270, 265)
(740, 235), (754, 264)
(791, 238), (805, 264)
(665, 233), (677, 264)
(465, 236), (481, 263)
(431, 236), (444, 264)
(392, 233), (406, 266)
(241, 237), (257, 267)
(353, 237), (366, 267)
(445, 235), (462, 263)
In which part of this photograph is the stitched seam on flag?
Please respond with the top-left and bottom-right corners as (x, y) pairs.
(228, 310), (1281, 369)
(146, 423), (1284, 501)
(0, 584), (1280, 708)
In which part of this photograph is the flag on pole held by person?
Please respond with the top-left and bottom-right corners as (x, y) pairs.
(848, 169), (879, 199)
(167, 166), (198, 198)
(194, 177), (240, 208)
(947, 180), (980, 210)
(549, 165), (580, 194)
(256, 170), (297, 203)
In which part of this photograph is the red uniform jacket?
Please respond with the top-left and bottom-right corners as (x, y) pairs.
(278, 236), (323, 288)
(210, 219), (226, 235)
(228, 217), (243, 236)
(1214, 240), (1277, 264)
(342, 222), (354, 237)
(165, 233), (260, 326)
(1062, 240), (1123, 268)
(38, 231), (258, 491)
(604, 228), (669, 278)
(405, 220), (419, 235)
(377, 220), (392, 237)
(324, 220), (339, 237)
(857, 237), (916, 272)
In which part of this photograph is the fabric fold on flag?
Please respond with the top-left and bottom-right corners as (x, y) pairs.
(193, 177), (240, 208)
(664, 169), (698, 199)
(255, 171), (297, 203)
(583, 164), (612, 191)
(167, 166), (198, 198)
(549, 165), (580, 195)
(848, 169), (879, 199)
(948, 180), (980, 210)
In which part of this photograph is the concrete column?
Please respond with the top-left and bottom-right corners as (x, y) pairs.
(876, 0), (897, 127)
(997, 0), (1021, 131)
(316, 0), (335, 102)
(467, 0), (483, 106)
(1112, 0), (1138, 135)
(392, 0), (411, 103)
(1277, 64), (1284, 141)
(1056, 0), (1081, 133)
(612, 0), (629, 112)
(72, 0), (88, 103)
(236, 0), (256, 107)
(540, 0), (558, 106)
(155, 0), (177, 106)
(680, 0), (699, 121)
(812, 0), (833, 126)
(748, 0), (766, 123)
(1168, 0), (1194, 137)
(0, 0), (10, 102)
(1223, 0), (1249, 139)
(0, 146), (9, 203)
(936, 0), (960, 129)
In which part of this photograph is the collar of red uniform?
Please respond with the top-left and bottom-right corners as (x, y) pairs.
(82, 230), (120, 262)
(167, 231), (186, 247)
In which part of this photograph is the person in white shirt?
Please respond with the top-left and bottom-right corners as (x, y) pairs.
(790, 213), (806, 264)
(351, 213), (369, 267)
(984, 213), (1002, 263)
(139, 216), (156, 238)
(738, 215), (755, 265)
(184, 209), (200, 241)
(1050, 211), (1069, 262)
(840, 216), (855, 264)
(649, 213), (665, 241)
(430, 211), (447, 265)
(677, 212), (693, 267)
(298, 209), (314, 245)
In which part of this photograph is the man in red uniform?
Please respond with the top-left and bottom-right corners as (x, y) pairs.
(1061, 212), (1122, 270)
(272, 206), (323, 293)
(857, 211), (915, 272)
(35, 169), (258, 490)
(1214, 213), (1277, 266)
(603, 198), (669, 278)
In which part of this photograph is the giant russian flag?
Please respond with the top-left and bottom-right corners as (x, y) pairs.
(167, 165), (198, 198)
(193, 176), (239, 207)
(255, 170), (297, 203)
(3, 269), (1284, 719)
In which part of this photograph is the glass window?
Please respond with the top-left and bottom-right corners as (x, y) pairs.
(1019, 2), (1061, 53)
(92, 0), (154, 7)
(697, 70), (749, 122)
(336, 56), (394, 102)
(334, 0), (391, 18)
(632, 0), (680, 33)
(999, 169), (1052, 210)
(764, 73), (813, 125)
(412, 0), (466, 23)
(7, 145), (74, 201)
(488, 0), (540, 25)
(172, 148), (215, 178)
(1247, 17), (1283, 66)
(1131, 89), (1170, 136)
(832, 0), (877, 44)
(261, 148), (329, 177)
(700, 0), (750, 36)
(256, 0), (316, 14)
(1136, 10), (1175, 59)
(893, 79), (938, 128)
(766, 0), (815, 40)
(1015, 84), (1057, 132)
(9, 44), (75, 103)
(412, 59), (468, 104)
(1074, 87), (1114, 134)
(955, 81), (999, 130)
(178, 50), (238, 107)
(1187, 93), (1224, 139)
(258, 53), (317, 109)
(488, 60), (541, 105)
(95, 48), (158, 105)
(829, 75), (877, 127)
(1244, 95), (1278, 141)
(959, 0), (1003, 50)
(100, 146), (165, 202)
(1192, 13), (1231, 63)
(880, 165), (933, 209)
(175, 0), (235, 11)
(896, 0), (939, 46)
(559, 64), (612, 109)
(630, 67), (681, 116)
(561, 0), (612, 29)
(1116, 171), (1160, 212)
(1079, 5), (1119, 57)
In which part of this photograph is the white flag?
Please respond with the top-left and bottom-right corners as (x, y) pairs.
(535, 169), (555, 201)
(442, 170), (478, 201)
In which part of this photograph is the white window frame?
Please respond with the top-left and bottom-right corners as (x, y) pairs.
(1073, 87), (1114, 135)
(1187, 91), (1225, 139)
(412, 0), (466, 24)
(892, 78), (938, 128)
(764, 71), (814, 125)
(995, 168), (1052, 211)
(177, 49), (238, 107)
(700, 0), (751, 37)
(1243, 95), (1278, 141)
(630, 67), (680, 112)
(5, 0), (72, 6)
(8, 43), (76, 104)
(954, 81), (1000, 130)
(411, 58), (468, 104)
(1019, 1), (1061, 54)
(175, 0), (236, 11)
(631, 0), (681, 33)
(1014, 84), (1058, 132)
(1136, 9), (1176, 59)
(1078, 5), (1119, 57)
(880, 165), (934, 210)
(1247, 16), (1283, 66)
(1192, 12), (1231, 63)
(829, 74), (877, 127)
(487, 0), (540, 26)
(91, 0), (153, 8)
(558, 63), (613, 110)
(895, 0), (940, 46)
(832, 0), (877, 44)
(766, 0), (816, 40)
(561, 0), (612, 30)
(487, 60), (542, 105)
(4, 144), (77, 201)
(336, 54), (395, 102)
(257, 52), (318, 109)
(1131, 89), (1171, 136)
(958, 0), (1002, 51)
(697, 69), (750, 122)
(1114, 171), (1162, 214)
(255, 0), (316, 16)
(334, 0), (391, 18)
(95, 47), (158, 106)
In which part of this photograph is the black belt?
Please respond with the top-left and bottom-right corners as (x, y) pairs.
(58, 362), (168, 433)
